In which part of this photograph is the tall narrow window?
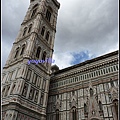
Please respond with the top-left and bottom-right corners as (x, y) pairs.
(23, 27), (27, 36)
(103, 69), (105, 74)
(108, 67), (111, 73)
(42, 51), (46, 61)
(31, 8), (37, 18)
(94, 72), (96, 77)
(111, 67), (113, 72)
(106, 68), (108, 73)
(72, 107), (77, 120)
(96, 71), (98, 76)
(40, 94), (44, 105)
(28, 24), (32, 33)
(84, 103), (87, 113)
(20, 44), (25, 55)
(36, 47), (41, 58)
(98, 70), (100, 75)
(113, 99), (118, 119)
(56, 109), (59, 120)
(116, 65), (118, 70)
(2, 87), (5, 97)
(41, 26), (45, 36)
(91, 72), (93, 77)
(45, 31), (50, 41)
(14, 47), (19, 58)
(90, 88), (94, 97)
(81, 75), (82, 80)
(113, 66), (116, 71)
(46, 9), (51, 22)
(31, 4), (38, 18)
(99, 101), (103, 111)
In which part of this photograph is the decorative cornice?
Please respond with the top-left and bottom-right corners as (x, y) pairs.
(53, 50), (118, 75)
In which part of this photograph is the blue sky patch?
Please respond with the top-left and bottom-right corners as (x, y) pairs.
(70, 51), (95, 65)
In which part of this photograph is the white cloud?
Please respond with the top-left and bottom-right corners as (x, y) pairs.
(52, 52), (74, 69)
(2, 0), (118, 69)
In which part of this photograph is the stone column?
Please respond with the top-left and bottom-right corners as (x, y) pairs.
(26, 84), (31, 99)
(30, 70), (34, 83)
(33, 90), (36, 102)
(16, 79), (24, 95)
(12, 69), (18, 80)
(38, 90), (41, 104)
(33, 14), (41, 33)
(43, 93), (48, 108)
(21, 65), (26, 78)
(3, 73), (8, 83)
(3, 86), (8, 97)
(40, 77), (43, 90)
(45, 80), (49, 92)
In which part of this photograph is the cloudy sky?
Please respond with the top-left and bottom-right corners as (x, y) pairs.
(2, 0), (118, 69)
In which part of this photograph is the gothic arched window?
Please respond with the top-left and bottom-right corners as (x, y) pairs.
(28, 24), (32, 33)
(14, 47), (20, 58)
(36, 47), (41, 58)
(20, 44), (25, 55)
(46, 9), (52, 22)
(90, 88), (94, 97)
(41, 26), (45, 36)
(72, 107), (77, 120)
(42, 51), (46, 61)
(31, 4), (38, 18)
(45, 31), (50, 41)
(56, 109), (59, 120)
(23, 27), (27, 36)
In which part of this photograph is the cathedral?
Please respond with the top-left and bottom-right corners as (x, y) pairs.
(2, 0), (119, 120)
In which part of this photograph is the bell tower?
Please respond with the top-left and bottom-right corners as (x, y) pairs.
(2, 0), (60, 119)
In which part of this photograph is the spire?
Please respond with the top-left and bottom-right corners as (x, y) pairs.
(84, 79), (104, 119)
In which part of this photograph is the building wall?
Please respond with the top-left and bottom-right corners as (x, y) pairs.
(2, 0), (60, 120)
(47, 51), (119, 120)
